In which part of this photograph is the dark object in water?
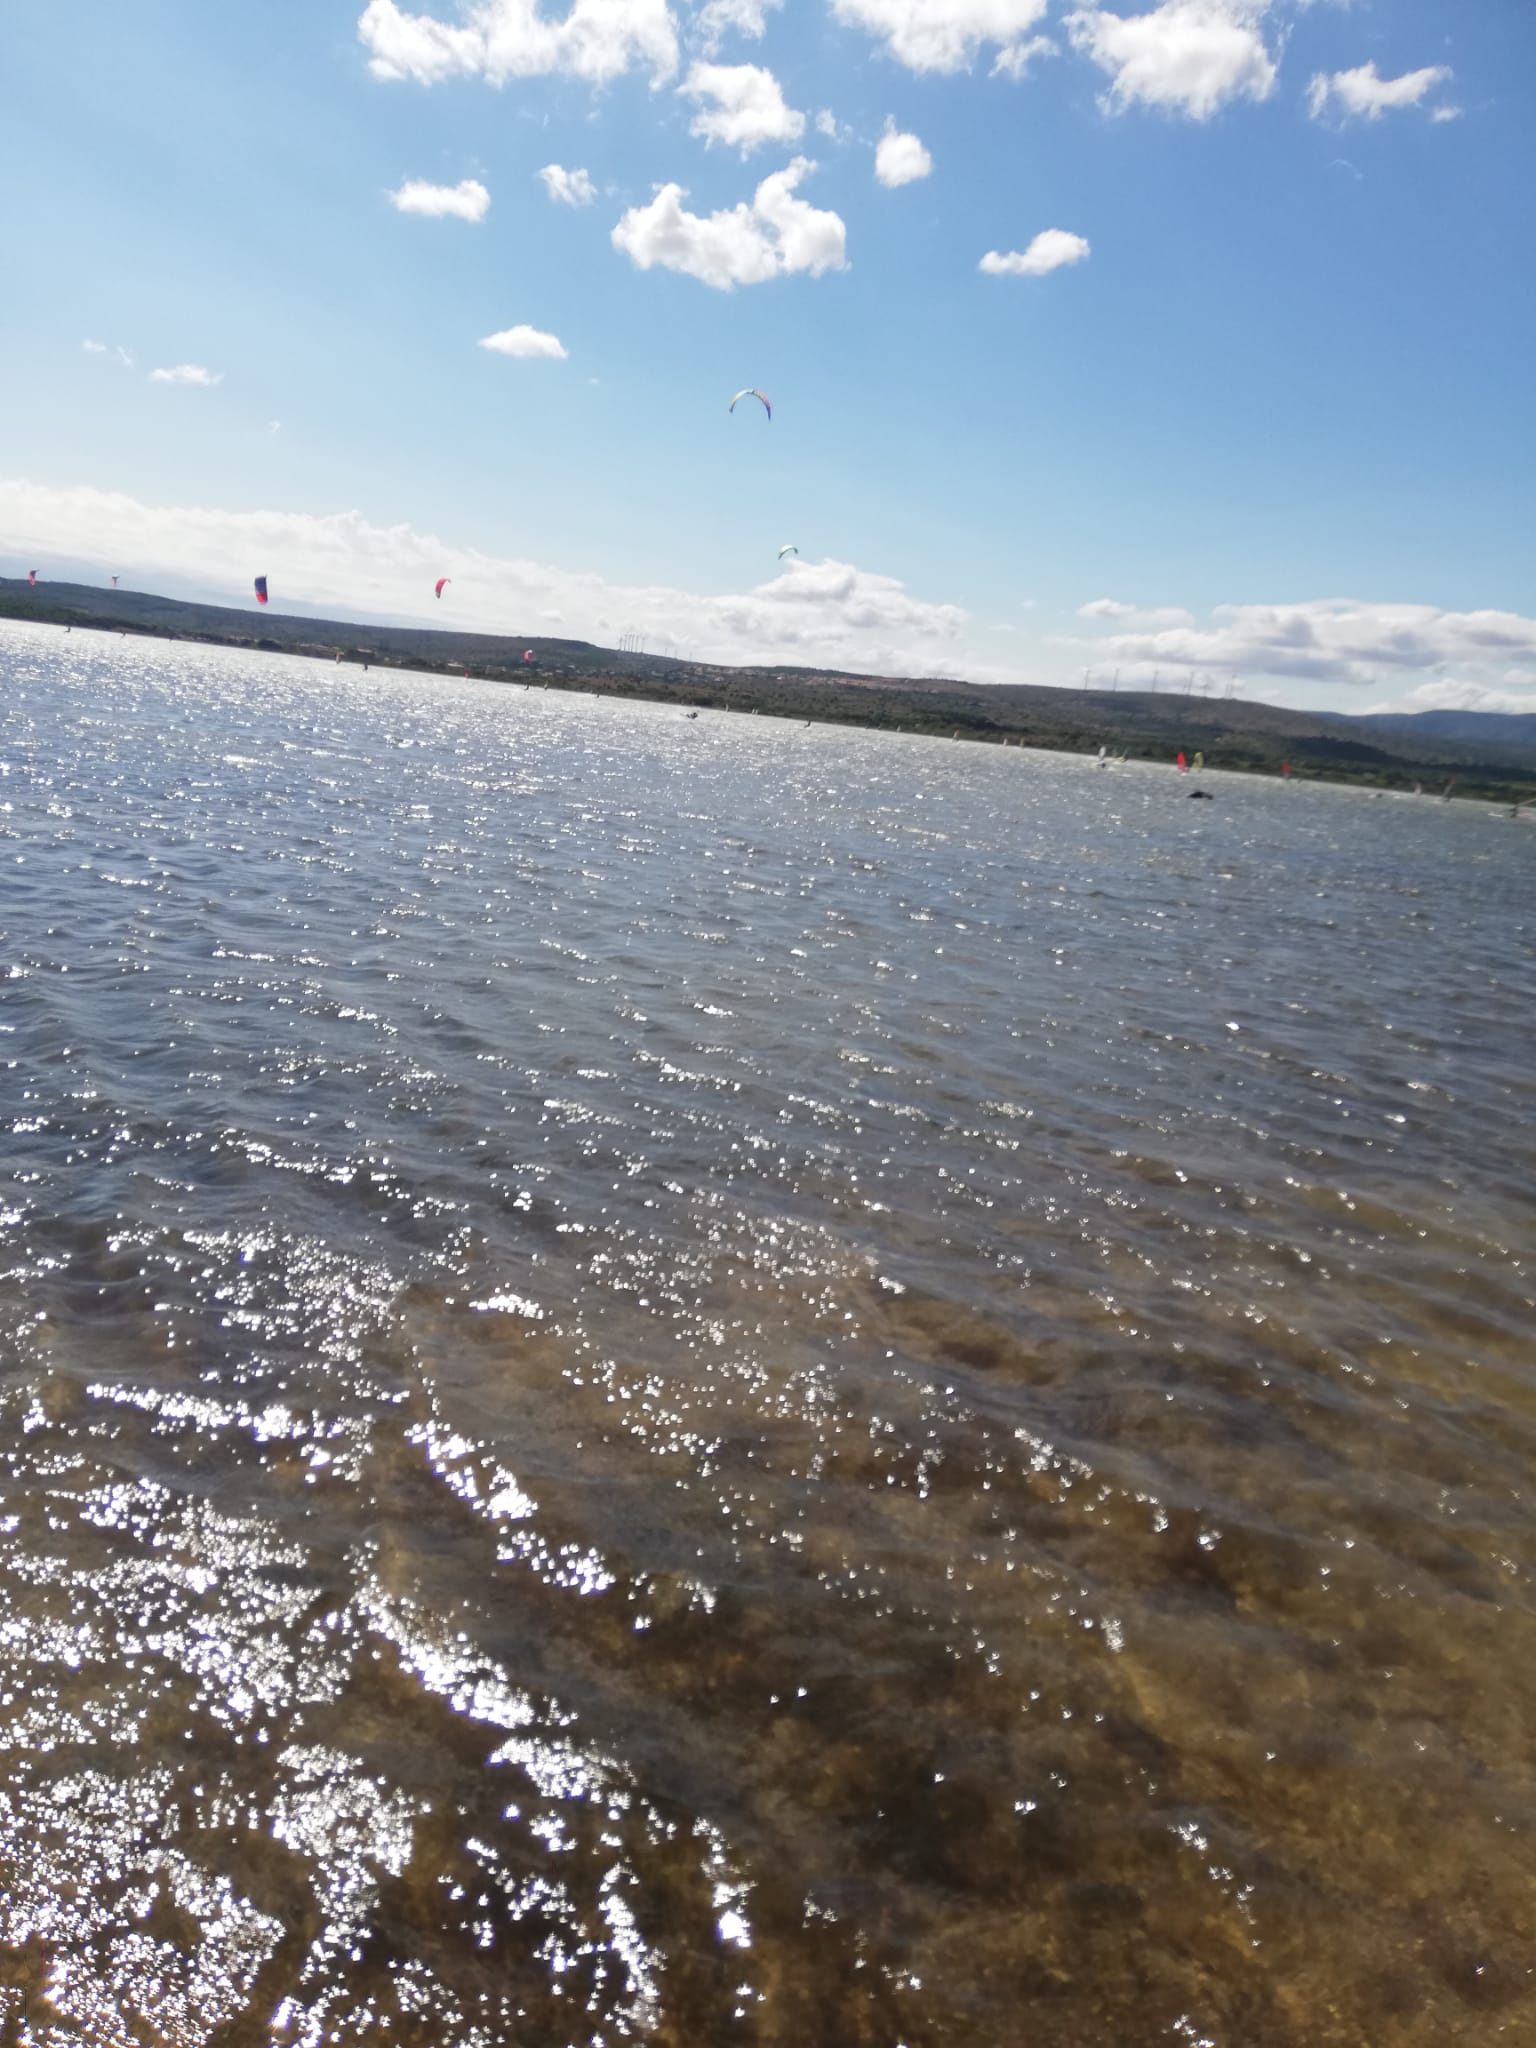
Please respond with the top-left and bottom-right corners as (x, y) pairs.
(1187, 790), (1214, 800)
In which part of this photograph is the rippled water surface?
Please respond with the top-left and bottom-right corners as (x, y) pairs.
(1, 623), (1533, 2046)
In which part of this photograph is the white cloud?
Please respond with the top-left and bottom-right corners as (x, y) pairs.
(814, 107), (846, 139)
(1080, 599), (1193, 627)
(830, 0), (1051, 76)
(83, 340), (135, 367)
(149, 364), (223, 387)
(1430, 105), (1462, 125)
(694, 0), (781, 53)
(82, 339), (106, 354)
(874, 119), (932, 186)
(539, 163), (596, 206)
(0, 476), (967, 676)
(388, 176), (491, 220)
(1067, 0), (1278, 121)
(612, 157), (846, 289)
(1306, 61), (1452, 123)
(682, 62), (805, 152)
(479, 324), (569, 359)
(357, 0), (679, 88)
(980, 228), (1090, 276)
(1377, 679), (1536, 716)
(991, 31), (1055, 78)
(1069, 598), (1536, 698)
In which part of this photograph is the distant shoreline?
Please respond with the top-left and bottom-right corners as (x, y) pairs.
(4, 583), (1533, 805)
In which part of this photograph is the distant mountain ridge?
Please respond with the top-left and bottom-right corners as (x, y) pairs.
(1354, 708), (1536, 746)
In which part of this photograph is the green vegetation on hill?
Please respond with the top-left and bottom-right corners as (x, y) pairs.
(4, 579), (1533, 803)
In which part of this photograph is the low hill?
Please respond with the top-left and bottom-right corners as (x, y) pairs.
(4, 578), (1534, 799)
(1355, 708), (1536, 748)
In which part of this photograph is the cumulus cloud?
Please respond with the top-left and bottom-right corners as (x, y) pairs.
(694, 0), (782, 53)
(1079, 597), (1136, 619)
(874, 119), (932, 186)
(539, 162), (596, 205)
(612, 157), (846, 288)
(149, 364), (223, 387)
(1067, 0), (1278, 120)
(479, 324), (569, 358)
(980, 228), (1090, 276)
(0, 476), (967, 676)
(388, 176), (491, 219)
(1069, 598), (1536, 700)
(1306, 61), (1453, 124)
(830, 0), (1051, 76)
(357, 0), (679, 88)
(682, 62), (805, 152)
(1376, 679), (1536, 716)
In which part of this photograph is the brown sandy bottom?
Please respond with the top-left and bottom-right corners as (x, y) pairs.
(1, 1227), (1532, 2048)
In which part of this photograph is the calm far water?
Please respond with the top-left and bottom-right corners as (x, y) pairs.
(1, 623), (1533, 2046)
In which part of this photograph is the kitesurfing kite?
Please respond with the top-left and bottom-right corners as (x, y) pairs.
(111, 575), (118, 588)
(729, 388), (771, 421)
(27, 570), (36, 587)
(778, 544), (798, 559)
(435, 578), (450, 599)
(254, 576), (269, 606)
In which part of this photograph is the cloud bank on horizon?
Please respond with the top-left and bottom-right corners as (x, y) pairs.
(6, 479), (1534, 716)
(0, 477), (964, 676)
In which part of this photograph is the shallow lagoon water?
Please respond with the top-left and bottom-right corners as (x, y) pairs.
(0, 623), (1532, 2045)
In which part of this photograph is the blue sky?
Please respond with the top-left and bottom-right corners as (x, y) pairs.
(2, 0), (1533, 709)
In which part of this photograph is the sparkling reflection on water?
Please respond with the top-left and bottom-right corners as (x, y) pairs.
(0, 625), (1533, 2046)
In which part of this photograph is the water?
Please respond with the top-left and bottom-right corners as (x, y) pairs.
(1, 622), (1532, 2046)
